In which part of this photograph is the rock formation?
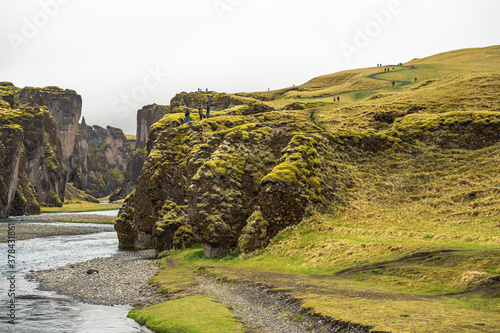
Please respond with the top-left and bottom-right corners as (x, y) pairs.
(0, 82), (69, 216)
(115, 99), (345, 258)
(136, 104), (170, 150)
(70, 119), (133, 199)
(18, 86), (82, 177)
(0, 124), (25, 218)
(122, 104), (169, 197)
(120, 91), (273, 198)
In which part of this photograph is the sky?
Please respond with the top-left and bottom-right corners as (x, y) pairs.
(1, 0), (499, 134)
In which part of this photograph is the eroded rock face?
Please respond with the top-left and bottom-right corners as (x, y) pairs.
(0, 126), (24, 218)
(115, 110), (339, 257)
(1, 105), (67, 207)
(0, 94), (66, 215)
(18, 86), (82, 169)
(136, 104), (170, 150)
(71, 122), (133, 198)
(120, 104), (169, 197)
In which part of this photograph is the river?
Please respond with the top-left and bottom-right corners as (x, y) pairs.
(0, 211), (153, 333)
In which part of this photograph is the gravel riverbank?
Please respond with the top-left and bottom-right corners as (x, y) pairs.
(28, 249), (163, 307)
(0, 213), (115, 242)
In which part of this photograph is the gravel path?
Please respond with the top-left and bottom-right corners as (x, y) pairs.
(28, 250), (163, 307)
(197, 279), (370, 333)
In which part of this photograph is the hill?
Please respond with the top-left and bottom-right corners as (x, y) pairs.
(119, 46), (500, 332)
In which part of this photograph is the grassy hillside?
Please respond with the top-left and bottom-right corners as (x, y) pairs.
(131, 46), (500, 332)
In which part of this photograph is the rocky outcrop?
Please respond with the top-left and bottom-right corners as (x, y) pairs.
(120, 104), (169, 197)
(136, 104), (170, 150)
(122, 147), (147, 196)
(70, 120), (133, 198)
(170, 91), (273, 115)
(115, 110), (340, 257)
(18, 86), (82, 173)
(0, 125), (25, 218)
(121, 95), (272, 199)
(11, 105), (66, 206)
(1, 83), (68, 216)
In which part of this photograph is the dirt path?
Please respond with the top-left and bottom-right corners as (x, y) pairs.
(196, 277), (371, 333)
(367, 66), (416, 87)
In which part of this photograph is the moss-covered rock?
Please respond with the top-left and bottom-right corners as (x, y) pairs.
(116, 107), (346, 257)
(73, 123), (133, 198)
(237, 208), (269, 254)
(0, 124), (39, 218)
(114, 190), (136, 248)
(170, 91), (274, 115)
(0, 102), (66, 209)
(153, 201), (196, 255)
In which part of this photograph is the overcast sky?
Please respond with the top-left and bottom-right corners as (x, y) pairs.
(1, 0), (499, 134)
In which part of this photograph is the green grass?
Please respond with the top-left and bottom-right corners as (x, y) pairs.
(148, 254), (199, 295)
(128, 295), (245, 333)
(40, 201), (122, 213)
(55, 218), (115, 224)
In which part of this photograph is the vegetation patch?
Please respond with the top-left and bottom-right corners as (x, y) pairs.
(128, 295), (244, 333)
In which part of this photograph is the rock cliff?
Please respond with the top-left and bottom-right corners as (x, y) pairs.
(1, 82), (68, 216)
(121, 92), (273, 198)
(115, 106), (347, 258)
(0, 124), (25, 218)
(136, 104), (170, 150)
(18, 86), (82, 174)
(70, 119), (133, 198)
(122, 104), (169, 196)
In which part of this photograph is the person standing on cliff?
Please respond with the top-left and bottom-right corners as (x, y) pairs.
(185, 107), (190, 123)
(198, 103), (203, 120)
(206, 102), (211, 118)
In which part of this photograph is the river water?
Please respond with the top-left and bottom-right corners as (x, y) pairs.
(0, 212), (154, 333)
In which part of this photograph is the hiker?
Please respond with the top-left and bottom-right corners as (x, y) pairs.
(392, 68), (395, 72)
(185, 107), (190, 123)
(206, 102), (211, 118)
(198, 103), (203, 120)
(412, 65), (414, 69)
(414, 77), (417, 83)
(337, 96), (340, 102)
(392, 81), (395, 87)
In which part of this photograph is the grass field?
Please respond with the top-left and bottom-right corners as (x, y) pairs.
(40, 200), (122, 213)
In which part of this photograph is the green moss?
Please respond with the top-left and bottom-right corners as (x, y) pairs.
(262, 161), (301, 184)
(47, 191), (63, 207)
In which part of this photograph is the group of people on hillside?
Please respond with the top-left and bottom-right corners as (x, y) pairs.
(185, 102), (210, 123)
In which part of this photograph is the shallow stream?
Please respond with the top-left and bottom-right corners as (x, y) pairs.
(0, 211), (153, 333)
